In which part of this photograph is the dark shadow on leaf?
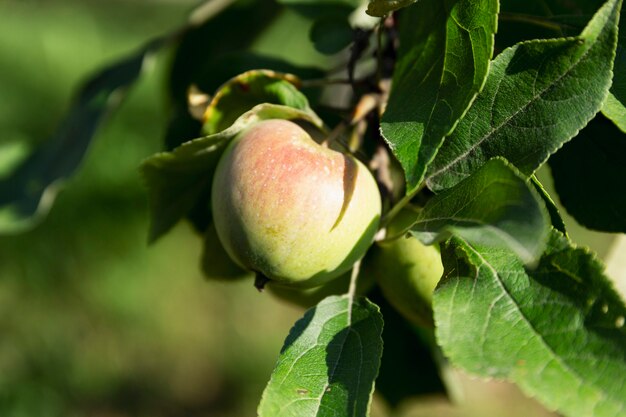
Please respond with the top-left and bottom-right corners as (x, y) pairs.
(503, 38), (581, 76)
(527, 239), (626, 351)
(322, 299), (382, 417)
(279, 304), (316, 355)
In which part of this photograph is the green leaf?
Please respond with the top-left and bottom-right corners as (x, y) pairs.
(0, 40), (161, 234)
(599, 0), (626, 132)
(141, 103), (323, 242)
(410, 158), (550, 264)
(498, 1), (626, 132)
(496, 0), (606, 49)
(603, 90), (626, 132)
(202, 70), (318, 135)
(602, 24), (626, 132)
(530, 175), (567, 235)
(549, 115), (626, 233)
(426, 0), (623, 191)
(366, 0), (418, 17)
(258, 295), (383, 417)
(496, 1), (626, 133)
(434, 230), (626, 417)
(310, 16), (354, 55)
(381, 0), (497, 193)
(164, 1), (328, 160)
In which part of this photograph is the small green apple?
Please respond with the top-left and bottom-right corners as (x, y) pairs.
(370, 234), (444, 326)
(211, 119), (381, 287)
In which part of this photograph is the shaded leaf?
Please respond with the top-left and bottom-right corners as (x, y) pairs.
(550, 115), (626, 232)
(602, 23), (626, 131)
(496, 0), (606, 48)
(168, 0), (282, 108)
(368, 289), (447, 408)
(574, 0), (626, 132)
(495, 1), (626, 131)
(434, 230), (626, 417)
(164, 0), (325, 154)
(310, 16), (354, 55)
(530, 175), (567, 235)
(202, 70), (318, 135)
(165, 53), (324, 152)
(258, 295), (383, 417)
(201, 223), (251, 281)
(381, 0), (497, 193)
(410, 158), (550, 264)
(426, 0), (622, 191)
(0, 40), (161, 234)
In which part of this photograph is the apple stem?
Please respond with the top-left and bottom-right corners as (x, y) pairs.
(381, 183), (425, 228)
(300, 78), (353, 88)
(376, 18), (384, 85)
(254, 273), (270, 292)
(347, 259), (362, 301)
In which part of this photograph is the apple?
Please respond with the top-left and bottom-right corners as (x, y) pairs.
(211, 119), (381, 287)
(370, 235), (444, 326)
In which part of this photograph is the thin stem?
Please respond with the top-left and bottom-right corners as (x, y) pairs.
(376, 19), (384, 84)
(347, 259), (362, 301)
(300, 78), (353, 88)
(381, 183), (425, 228)
(498, 12), (568, 32)
(322, 122), (348, 147)
(188, 0), (237, 27)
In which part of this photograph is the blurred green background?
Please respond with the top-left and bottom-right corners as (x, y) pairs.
(0, 1), (304, 416)
(0, 1), (623, 416)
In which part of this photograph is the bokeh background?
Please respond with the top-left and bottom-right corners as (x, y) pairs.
(1, 1), (624, 416)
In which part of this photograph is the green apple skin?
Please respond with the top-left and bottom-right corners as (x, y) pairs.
(371, 236), (444, 326)
(211, 119), (381, 288)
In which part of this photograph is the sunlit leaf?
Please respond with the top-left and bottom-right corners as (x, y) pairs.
(258, 295), (383, 417)
(426, 0), (622, 191)
(435, 230), (626, 417)
(530, 175), (567, 235)
(410, 158), (550, 264)
(381, 0), (497, 193)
